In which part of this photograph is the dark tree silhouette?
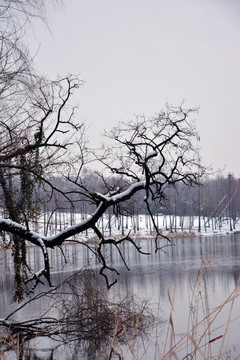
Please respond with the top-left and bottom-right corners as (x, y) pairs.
(0, 102), (204, 291)
(0, 0), (204, 296)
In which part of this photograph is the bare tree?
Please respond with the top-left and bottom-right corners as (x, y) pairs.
(0, 103), (204, 293)
(0, 72), (84, 300)
(0, 0), (204, 298)
(0, 0), (85, 300)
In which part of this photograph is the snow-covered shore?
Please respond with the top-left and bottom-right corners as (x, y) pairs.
(1, 212), (239, 248)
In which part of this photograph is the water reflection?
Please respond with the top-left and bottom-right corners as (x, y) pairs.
(1, 234), (240, 359)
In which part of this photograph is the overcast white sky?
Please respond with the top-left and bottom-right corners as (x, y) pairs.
(28, 0), (240, 176)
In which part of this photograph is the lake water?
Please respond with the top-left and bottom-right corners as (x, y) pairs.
(1, 234), (240, 359)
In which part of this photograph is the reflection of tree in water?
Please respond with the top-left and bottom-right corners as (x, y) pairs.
(24, 350), (54, 360)
(1, 269), (155, 360)
(231, 267), (240, 288)
(25, 346), (123, 360)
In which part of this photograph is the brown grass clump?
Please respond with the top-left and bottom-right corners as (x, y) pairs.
(0, 270), (155, 359)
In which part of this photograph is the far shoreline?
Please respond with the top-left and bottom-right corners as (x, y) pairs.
(0, 229), (237, 250)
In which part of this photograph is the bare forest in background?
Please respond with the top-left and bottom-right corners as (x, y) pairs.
(0, 172), (238, 237)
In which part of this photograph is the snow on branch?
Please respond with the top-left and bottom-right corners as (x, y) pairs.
(0, 102), (204, 296)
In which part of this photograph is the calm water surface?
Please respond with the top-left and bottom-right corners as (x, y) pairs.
(1, 234), (240, 359)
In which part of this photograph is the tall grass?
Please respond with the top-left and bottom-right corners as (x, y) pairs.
(161, 261), (240, 359)
(107, 258), (240, 360)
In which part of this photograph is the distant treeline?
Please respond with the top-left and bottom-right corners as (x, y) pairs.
(1, 171), (237, 223)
